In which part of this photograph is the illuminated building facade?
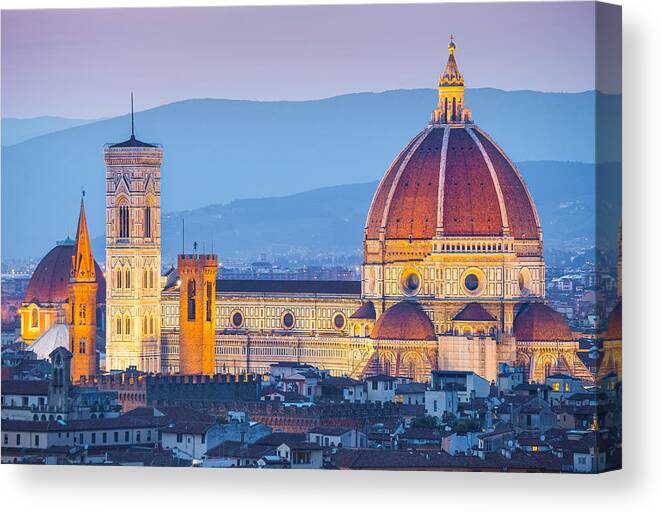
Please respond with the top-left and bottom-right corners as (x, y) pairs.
(104, 116), (163, 374)
(104, 40), (610, 384)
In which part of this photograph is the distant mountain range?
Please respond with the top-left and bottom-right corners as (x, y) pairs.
(1, 116), (103, 146)
(85, 160), (621, 266)
(1, 88), (621, 260)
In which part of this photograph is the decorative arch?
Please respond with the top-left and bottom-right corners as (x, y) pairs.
(30, 307), (39, 329)
(402, 351), (425, 382)
(532, 353), (558, 383)
(379, 351), (396, 376)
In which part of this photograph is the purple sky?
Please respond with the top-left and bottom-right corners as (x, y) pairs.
(2, 2), (611, 119)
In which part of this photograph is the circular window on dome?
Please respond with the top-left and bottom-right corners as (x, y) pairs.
(230, 310), (244, 328)
(460, 268), (486, 296)
(281, 311), (295, 329)
(332, 312), (346, 330)
(400, 268), (422, 296)
(464, 273), (479, 291)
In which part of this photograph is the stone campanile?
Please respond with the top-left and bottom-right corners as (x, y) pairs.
(105, 101), (163, 373)
(177, 254), (218, 376)
(68, 197), (98, 382)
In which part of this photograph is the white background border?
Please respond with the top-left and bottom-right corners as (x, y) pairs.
(1, 0), (657, 511)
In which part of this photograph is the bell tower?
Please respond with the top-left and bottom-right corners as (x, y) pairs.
(105, 95), (163, 373)
(68, 196), (98, 382)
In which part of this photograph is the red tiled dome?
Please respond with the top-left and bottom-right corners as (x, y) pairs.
(24, 241), (105, 305)
(604, 301), (622, 341)
(370, 301), (436, 341)
(513, 303), (572, 342)
(365, 125), (540, 241)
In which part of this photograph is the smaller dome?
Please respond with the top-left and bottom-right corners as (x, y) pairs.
(604, 301), (622, 341)
(513, 303), (573, 342)
(28, 323), (69, 360)
(371, 301), (436, 341)
(24, 241), (105, 305)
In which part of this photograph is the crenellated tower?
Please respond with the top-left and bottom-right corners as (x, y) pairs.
(68, 196), (98, 382)
(105, 97), (163, 373)
(177, 253), (218, 376)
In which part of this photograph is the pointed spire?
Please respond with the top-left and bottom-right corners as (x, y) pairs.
(440, 35), (463, 87)
(71, 193), (96, 283)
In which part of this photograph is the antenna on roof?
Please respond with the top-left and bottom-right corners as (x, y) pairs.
(131, 92), (135, 138)
(182, 218), (185, 255)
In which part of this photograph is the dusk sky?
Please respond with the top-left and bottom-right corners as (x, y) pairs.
(1, 2), (611, 119)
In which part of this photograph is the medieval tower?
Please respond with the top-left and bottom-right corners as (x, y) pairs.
(105, 101), (163, 373)
(68, 197), (98, 382)
(177, 253), (218, 376)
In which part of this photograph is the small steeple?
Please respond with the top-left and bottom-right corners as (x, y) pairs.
(440, 34), (463, 87)
(71, 192), (96, 283)
(431, 36), (472, 125)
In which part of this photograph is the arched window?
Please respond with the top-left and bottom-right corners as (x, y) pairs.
(149, 316), (155, 335)
(79, 338), (86, 354)
(452, 97), (457, 121)
(30, 309), (38, 328)
(116, 316), (122, 335)
(144, 205), (152, 238)
(125, 316), (131, 335)
(187, 280), (196, 320)
(79, 304), (86, 323)
(125, 268), (131, 289)
(143, 269), (148, 289)
(116, 268), (122, 289)
(118, 203), (130, 239)
(149, 269), (154, 289)
(143, 316), (148, 335)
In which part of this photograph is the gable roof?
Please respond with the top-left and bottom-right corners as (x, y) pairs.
(453, 302), (496, 321)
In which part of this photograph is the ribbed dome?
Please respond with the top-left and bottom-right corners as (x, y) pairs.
(371, 301), (436, 341)
(365, 125), (540, 241)
(513, 303), (572, 342)
(24, 241), (105, 305)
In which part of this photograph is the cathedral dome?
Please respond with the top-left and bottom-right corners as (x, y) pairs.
(370, 301), (436, 341)
(513, 303), (573, 342)
(24, 240), (106, 305)
(364, 39), (540, 248)
(365, 126), (540, 242)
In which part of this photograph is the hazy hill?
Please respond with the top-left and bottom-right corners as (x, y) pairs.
(1, 116), (102, 146)
(1, 89), (621, 259)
